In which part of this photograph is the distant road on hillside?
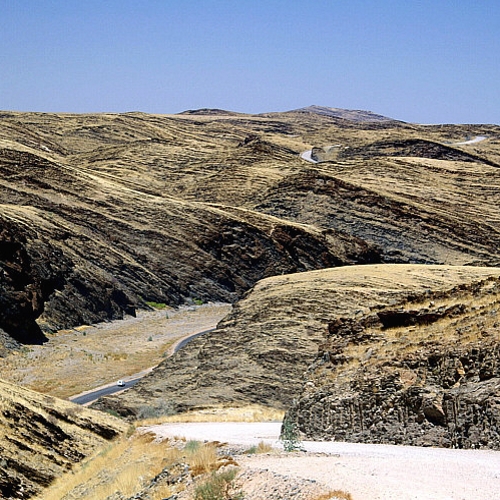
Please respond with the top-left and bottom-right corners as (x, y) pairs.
(300, 136), (487, 165)
(453, 135), (487, 145)
(300, 150), (318, 163)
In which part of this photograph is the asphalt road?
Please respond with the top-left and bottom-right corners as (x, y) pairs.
(70, 328), (214, 405)
(71, 379), (141, 405)
(172, 328), (212, 352)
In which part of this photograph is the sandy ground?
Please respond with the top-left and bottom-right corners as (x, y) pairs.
(148, 422), (500, 500)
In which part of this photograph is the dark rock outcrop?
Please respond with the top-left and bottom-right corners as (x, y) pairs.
(0, 216), (69, 343)
(285, 273), (500, 449)
(288, 341), (500, 449)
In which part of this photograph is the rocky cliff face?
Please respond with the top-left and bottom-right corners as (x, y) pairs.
(0, 215), (69, 344)
(285, 269), (500, 449)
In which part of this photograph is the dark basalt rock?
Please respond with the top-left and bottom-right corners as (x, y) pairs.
(285, 280), (500, 449)
(288, 343), (500, 449)
(0, 219), (67, 344)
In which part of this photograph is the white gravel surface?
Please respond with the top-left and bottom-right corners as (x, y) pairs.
(148, 422), (500, 500)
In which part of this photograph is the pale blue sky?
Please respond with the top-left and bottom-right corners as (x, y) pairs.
(1, 1), (499, 123)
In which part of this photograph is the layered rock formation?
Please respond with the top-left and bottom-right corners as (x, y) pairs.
(1, 110), (500, 346)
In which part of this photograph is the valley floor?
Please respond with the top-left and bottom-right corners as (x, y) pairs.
(147, 422), (500, 500)
(2, 303), (231, 398)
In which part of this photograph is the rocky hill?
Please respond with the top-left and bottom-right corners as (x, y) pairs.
(285, 105), (397, 122)
(1, 109), (500, 348)
(95, 264), (500, 450)
(0, 380), (126, 499)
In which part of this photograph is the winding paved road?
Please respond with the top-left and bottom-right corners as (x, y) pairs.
(69, 328), (215, 405)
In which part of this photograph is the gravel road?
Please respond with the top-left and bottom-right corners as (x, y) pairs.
(148, 422), (500, 500)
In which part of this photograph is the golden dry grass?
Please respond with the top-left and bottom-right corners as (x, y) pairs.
(36, 432), (178, 500)
(312, 492), (353, 500)
(36, 430), (237, 500)
(337, 289), (500, 370)
(137, 404), (285, 427)
(244, 441), (274, 454)
(0, 379), (127, 499)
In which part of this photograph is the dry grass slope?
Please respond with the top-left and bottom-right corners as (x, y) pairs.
(1, 109), (500, 346)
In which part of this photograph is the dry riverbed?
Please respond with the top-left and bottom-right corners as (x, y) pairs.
(1, 303), (231, 398)
(147, 422), (500, 500)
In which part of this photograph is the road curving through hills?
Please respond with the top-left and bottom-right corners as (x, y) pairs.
(69, 327), (216, 405)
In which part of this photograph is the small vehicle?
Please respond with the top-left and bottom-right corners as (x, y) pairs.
(117, 380), (126, 387)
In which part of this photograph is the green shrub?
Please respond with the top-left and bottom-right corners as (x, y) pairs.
(145, 301), (167, 309)
(280, 418), (303, 452)
(184, 440), (202, 453)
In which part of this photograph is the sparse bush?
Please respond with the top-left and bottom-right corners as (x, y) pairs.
(65, 405), (83, 418)
(244, 441), (273, 454)
(186, 442), (218, 476)
(104, 408), (121, 419)
(194, 468), (241, 500)
(193, 298), (204, 306)
(136, 400), (175, 420)
(184, 440), (202, 453)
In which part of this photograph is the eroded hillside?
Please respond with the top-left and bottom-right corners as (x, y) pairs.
(1, 109), (500, 346)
